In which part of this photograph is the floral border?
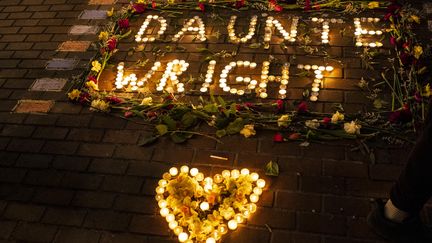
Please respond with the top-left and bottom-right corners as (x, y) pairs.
(68, 0), (430, 147)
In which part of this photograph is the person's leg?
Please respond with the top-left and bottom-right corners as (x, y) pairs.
(389, 102), (432, 219)
(367, 100), (432, 243)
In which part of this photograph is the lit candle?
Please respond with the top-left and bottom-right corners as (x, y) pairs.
(178, 232), (188, 242)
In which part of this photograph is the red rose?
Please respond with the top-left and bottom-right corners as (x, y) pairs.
(106, 96), (123, 104)
(390, 36), (397, 46)
(274, 4), (283, 12)
(276, 99), (284, 112)
(78, 92), (90, 105)
(297, 101), (308, 113)
(132, 3), (146, 13)
(117, 19), (129, 29)
(87, 75), (97, 84)
(273, 133), (284, 142)
(198, 2), (205, 12)
(323, 117), (331, 124)
(152, 1), (156, 8)
(235, 0), (245, 8)
(107, 37), (117, 51)
(304, 0), (311, 11)
(389, 105), (412, 123)
(288, 133), (301, 140)
(124, 111), (133, 118)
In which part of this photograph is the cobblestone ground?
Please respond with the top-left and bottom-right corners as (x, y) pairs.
(1, 0), (431, 243)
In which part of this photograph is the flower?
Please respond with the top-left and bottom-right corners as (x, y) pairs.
(87, 76), (97, 83)
(331, 111), (344, 123)
(106, 96), (123, 104)
(273, 133), (283, 142)
(91, 60), (101, 72)
(198, 2), (205, 12)
(106, 7), (114, 17)
(423, 84), (431, 97)
(410, 15), (420, 24)
(85, 81), (98, 91)
(118, 19), (130, 29)
(98, 31), (109, 41)
(344, 121), (361, 134)
(240, 124), (256, 138)
(68, 89), (81, 101)
(90, 99), (110, 112)
(323, 117), (331, 124)
(288, 133), (301, 140)
(368, 1), (379, 9)
(132, 3), (146, 13)
(107, 37), (117, 51)
(235, 0), (245, 8)
(276, 99), (284, 112)
(305, 119), (320, 129)
(141, 97), (153, 105)
(413, 45), (423, 59)
(78, 92), (90, 105)
(277, 114), (291, 128)
(124, 111), (134, 118)
(389, 105), (412, 124)
(297, 101), (308, 113)
(389, 36), (397, 46)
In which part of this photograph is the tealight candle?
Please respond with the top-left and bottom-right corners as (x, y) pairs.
(200, 202), (210, 211)
(180, 165), (189, 174)
(228, 220), (238, 230)
(206, 238), (216, 243)
(178, 232), (188, 242)
(169, 167), (178, 176)
(257, 179), (266, 188)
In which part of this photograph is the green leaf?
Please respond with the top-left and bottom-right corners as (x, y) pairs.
(170, 132), (188, 144)
(138, 135), (159, 146)
(216, 129), (227, 138)
(249, 43), (261, 49)
(161, 115), (176, 130)
(203, 104), (218, 113)
(265, 161), (279, 177)
(155, 124), (168, 135)
(226, 118), (244, 135)
(217, 96), (226, 107)
(181, 112), (197, 128)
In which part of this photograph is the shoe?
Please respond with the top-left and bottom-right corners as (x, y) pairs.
(367, 199), (432, 243)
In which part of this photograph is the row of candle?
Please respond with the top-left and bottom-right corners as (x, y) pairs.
(133, 15), (384, 47)
(297, 64), (334, 101)
(172, 16), (206, 42)
(114, 61), (334, 101)
(155, 166), (265, 242)
(135, 15), (167, 43)
(263, 16), (299, 47)
(218, 60), (259, 96)
(353, 17), (383, 48)
(228, 15), (258, 44)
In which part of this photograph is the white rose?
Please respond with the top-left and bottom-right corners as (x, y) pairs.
(305, 119), (320, 129)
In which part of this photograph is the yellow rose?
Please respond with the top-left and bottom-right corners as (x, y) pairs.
(98, 31), (109, 41)
(414, 45), (423, 59)
(368, 1), (379, 9)
(141, 97), (153, 105)
(67, 89), (81, 100)
(331, 111), (345, 123)
(240, 124), (256, 138)
(424, 84), (431, 97)
(90, 99), (110, 112)
(106, 7), (114, 17)
(277, 114), (291, 128)
(410, 15), (420, 24)
(91, 60), (101, 73)
(85, 81), (98, 91)
(344, 121), (361, 135)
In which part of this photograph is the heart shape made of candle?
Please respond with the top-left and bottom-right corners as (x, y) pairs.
(155, 166), (266, 242)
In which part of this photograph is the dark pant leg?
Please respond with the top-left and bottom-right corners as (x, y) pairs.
(390, 101), (432, 214)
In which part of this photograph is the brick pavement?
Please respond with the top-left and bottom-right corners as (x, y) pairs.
(0, 0), (431, 243)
